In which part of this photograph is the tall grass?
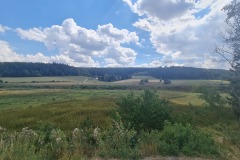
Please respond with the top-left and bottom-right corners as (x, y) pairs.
(0, 120), (221, 160)
(0, 87), (239, 159)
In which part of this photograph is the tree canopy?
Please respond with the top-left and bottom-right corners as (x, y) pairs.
(0, 62), (230, 81)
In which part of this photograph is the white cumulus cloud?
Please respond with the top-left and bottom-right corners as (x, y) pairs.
(0, 25), (10, 33)
(0, 40), (99, 67)
(124, 0), (231, 69)
(16, 18), (139, 67)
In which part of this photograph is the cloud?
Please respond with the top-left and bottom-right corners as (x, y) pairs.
(0, 40), (48, 62)
(0, 40), (99, 67)
(104, 45), (137, 66)
(124, 0), (231, 69)
(0, 41), (22, 62)
(141, 0), (194, 20)
(97, 23), (139, 44)
(0, 25), (10, 33)
(16, 28), (46, 41)
(16, 18), (139, 67)
(104, 58), (123, 67)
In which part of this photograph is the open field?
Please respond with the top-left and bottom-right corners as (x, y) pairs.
(0, 76), (229, 92)
(0, 88), (207, 131)
(0, 76), (239, 159)
(0, 76), (229, 131)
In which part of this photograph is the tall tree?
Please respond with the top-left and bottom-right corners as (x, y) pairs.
(215, 0), (240, 120)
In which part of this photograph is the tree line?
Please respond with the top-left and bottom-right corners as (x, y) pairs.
(0, 62), (231, 81)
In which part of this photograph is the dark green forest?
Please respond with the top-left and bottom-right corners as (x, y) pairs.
(0, 62), (230, 81)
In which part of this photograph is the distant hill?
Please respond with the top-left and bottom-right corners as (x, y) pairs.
(0, 62), (231, 81)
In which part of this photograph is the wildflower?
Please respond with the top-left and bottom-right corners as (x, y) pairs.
(94, 127), (101, 139)
(22, 127), (29, 132)
(0, 126), (6, 133)
(56, 137), (62, 144)
(51, 129), (57, 138)
(20, 127), (37, 139)
(72, 128), (79, 138)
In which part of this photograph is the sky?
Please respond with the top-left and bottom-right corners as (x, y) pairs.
(0, 0), (232, 68)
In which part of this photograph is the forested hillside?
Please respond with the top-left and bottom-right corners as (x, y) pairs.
(0, 62), (230, 81)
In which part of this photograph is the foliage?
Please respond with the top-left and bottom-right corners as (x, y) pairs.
(98, 74), (131, 82)
(158, 122), (219, 157)
(116, 90), (171, 131)
(0, 62), (78, 77)
(215, 0), (240, 119)
(196, 87), (226, 108)
(0, 62), (230, 80)
(139, 78), (149, 85)
(163, 79), (171, 85)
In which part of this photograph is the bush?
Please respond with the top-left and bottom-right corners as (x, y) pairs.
(196, 87), (226, 108)
(116, 90), (171, 132)
(163, 79), (171, 84)
(139, 79), (149, 85)
(158, 122), (219, 157)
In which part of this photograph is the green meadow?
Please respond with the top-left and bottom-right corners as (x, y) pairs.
(0, 88), (206, 131)
(0, 76), (229, 131)
(0, 76), (239, 159)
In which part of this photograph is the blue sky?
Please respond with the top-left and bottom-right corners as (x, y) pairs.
(0, 0), (231, 68)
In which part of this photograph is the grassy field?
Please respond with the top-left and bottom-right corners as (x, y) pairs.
(0, 89), (123, 130)
(0, 76), (239, 159)
(0, 76), (229, 85)
(0, 76), (229, 131)
(0, 88), (206, 131)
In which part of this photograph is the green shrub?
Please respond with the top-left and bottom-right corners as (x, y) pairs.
(139, 79), (149, 85)
(196, 87), (226, 108)
(158, 122), (219, 157)
(116, 90), (171, 131)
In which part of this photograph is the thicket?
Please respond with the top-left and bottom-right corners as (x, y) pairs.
(116, 90), (171, 132)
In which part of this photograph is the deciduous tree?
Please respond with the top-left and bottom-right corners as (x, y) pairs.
(215, 0), (240, 119)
